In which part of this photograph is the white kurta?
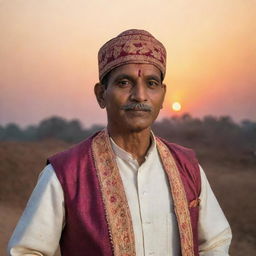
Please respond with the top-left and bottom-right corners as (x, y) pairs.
(8, 135), (232, 256)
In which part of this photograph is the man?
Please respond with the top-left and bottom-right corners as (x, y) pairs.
(8, 29), (232, 256)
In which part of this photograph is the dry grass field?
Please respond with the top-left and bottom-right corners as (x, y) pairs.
(0, 140), (255, 256)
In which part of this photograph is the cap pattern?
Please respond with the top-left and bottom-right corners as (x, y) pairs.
(98, 29), (166, 81)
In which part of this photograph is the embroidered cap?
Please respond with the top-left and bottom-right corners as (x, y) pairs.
(98, 29), (167, 82)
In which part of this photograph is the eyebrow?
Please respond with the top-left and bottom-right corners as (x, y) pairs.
(145, 75), (161, 83)
(112, 74), (136, 83)
(112, 73), (161, 84)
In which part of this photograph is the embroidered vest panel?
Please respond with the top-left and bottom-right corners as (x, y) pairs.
(158, 138), (201, 256)
(47, 133), (113, 256)
(47, 130), (200, 256)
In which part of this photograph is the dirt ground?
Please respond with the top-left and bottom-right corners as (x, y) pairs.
(1, 140), (255, 256)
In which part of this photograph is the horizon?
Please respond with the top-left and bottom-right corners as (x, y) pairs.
(1, 113), (255, 130)
(1, 0), (256, 127)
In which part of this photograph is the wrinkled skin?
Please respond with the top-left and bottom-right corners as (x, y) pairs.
(94, 63), (166, 135)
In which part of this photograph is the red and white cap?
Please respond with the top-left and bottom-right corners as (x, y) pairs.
(98, 29), (167, 81)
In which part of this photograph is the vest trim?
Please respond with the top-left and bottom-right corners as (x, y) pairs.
(156, 138), (194, 256)
(92, 129), (136, 256)
(92, 129), (195, 256)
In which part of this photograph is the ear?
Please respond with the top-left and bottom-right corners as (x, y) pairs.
(94, 83), (106, 109)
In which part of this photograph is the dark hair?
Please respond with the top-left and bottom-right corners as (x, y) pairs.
(101, 72), (111, 89)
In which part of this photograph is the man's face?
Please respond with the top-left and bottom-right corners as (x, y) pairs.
(96, 63), (166, 133)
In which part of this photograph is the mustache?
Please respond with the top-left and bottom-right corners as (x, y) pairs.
(121, 103), (152, 112)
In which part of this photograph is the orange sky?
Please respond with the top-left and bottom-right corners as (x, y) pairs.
(0, 0), (255, 128)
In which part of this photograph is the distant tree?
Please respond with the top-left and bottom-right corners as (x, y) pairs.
(241, 120), (256, 152)
(37, 117), (68, 140)
(2, 123), (24, 141)
(23, 125), (38, 141)
(58, 119), (85, 143)
(0, 125), (4, 140)
(34, 117), (102, 142)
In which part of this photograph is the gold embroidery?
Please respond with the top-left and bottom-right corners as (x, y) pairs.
(113, 46), (122, 59)
(92, 130), (194, 256)
(189, 198), (200, 208)
(152, 48), (161, 60)
(156, 138), (195, 256)
(99, 33), (166, 80)
(92, 130), (136, 256)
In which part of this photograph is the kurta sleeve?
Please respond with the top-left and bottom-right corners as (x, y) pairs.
(7, 164), (65, 256)
(198, 165), (232, 256)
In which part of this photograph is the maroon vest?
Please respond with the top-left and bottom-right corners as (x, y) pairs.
(47, 131), (201, 256)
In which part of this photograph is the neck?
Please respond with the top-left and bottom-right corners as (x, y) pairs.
(107, 127), (151, 165)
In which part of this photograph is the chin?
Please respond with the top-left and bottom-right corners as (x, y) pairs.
(128, 126), (148, 133)
(126, 120), (152, 133)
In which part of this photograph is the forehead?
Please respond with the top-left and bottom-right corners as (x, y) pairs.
(108, 63), (162, 79)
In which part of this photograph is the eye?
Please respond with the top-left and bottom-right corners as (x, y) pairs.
(148, 80), (160, 88)
(117, 79), (131, 88)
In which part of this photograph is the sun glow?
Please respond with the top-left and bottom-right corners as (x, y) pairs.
(172, 102), (182, 112)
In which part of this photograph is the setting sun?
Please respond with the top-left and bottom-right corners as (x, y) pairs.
(172, 102), (182, 112)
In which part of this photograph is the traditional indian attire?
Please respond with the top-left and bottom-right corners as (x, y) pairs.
(8, 130), (231, 256)
(8, 29), (232, 255)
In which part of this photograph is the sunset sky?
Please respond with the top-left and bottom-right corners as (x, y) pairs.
(0, 0), (255, 128)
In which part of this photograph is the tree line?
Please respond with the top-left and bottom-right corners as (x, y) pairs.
(0, 117), (104, 143)
(1, 114), (256, 158)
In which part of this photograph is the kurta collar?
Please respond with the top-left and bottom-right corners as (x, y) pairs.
(109, 131), (157, 166)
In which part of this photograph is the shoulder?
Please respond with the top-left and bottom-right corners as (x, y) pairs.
(46, 131), (102, 185)
(156, 136), (198, 164)
(156, 136), (202, 197)
(47, 131), (101, 165)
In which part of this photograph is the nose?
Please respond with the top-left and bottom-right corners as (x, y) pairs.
(130, 81), (148, 102)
